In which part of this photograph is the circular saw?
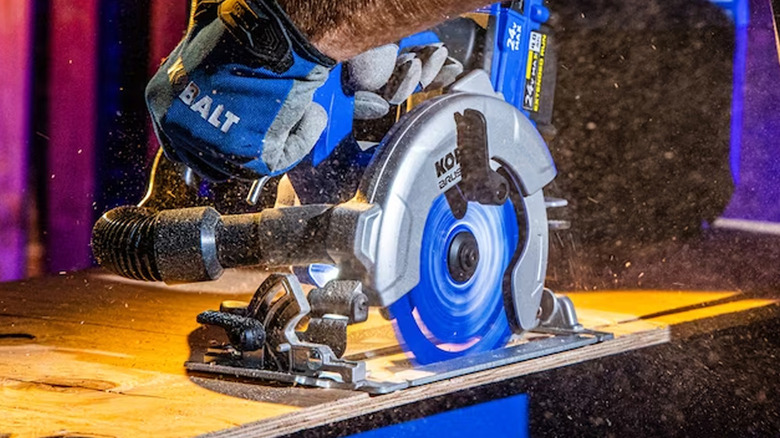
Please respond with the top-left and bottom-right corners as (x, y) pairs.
(92, 3), (612, 392)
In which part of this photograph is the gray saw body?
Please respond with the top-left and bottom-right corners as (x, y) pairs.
(341, 71), (555, 332)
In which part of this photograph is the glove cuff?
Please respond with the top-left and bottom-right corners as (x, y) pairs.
(218, 0), (336, 73)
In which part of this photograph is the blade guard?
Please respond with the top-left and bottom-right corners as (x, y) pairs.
(346, 71), (556, 332)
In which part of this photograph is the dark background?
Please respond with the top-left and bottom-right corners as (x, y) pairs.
(1, 0), (778, 436)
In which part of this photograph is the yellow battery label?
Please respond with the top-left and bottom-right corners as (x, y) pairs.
(523, 32), (547, 113)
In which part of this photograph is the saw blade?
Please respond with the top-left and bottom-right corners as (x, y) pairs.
(390, 193), (519, 365)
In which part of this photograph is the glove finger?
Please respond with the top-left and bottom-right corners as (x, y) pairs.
(403, 43), (448, 89)
(354, 91), (391, 120)
(345, 44), (399, 92)
(383, 55), (422, 105)
(262, 102), (328, 173)
(428, 56), (464, 90)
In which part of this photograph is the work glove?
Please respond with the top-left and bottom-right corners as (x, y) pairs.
(345, 43), (464, 120)
(146, 0), (335, 181)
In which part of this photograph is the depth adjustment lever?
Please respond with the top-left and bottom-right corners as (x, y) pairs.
(196, 275), (369, 377)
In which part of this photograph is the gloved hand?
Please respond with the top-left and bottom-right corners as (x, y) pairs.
(146, 0), (335, 181)
(345, 43), (464, 120)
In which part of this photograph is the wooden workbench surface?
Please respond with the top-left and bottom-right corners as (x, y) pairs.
(0, 270), (774, 437)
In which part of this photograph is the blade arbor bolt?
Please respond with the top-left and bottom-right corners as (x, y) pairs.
(447, 231), (480, 283)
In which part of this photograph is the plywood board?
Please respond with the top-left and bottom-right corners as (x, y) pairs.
(0, 270), (773, 437)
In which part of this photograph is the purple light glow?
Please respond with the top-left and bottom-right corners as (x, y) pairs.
(46, 1), (99, 273)
(723, 0), (780, 223)
(0, 3), (33, 281)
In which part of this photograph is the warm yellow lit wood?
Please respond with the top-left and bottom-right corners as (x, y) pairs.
(648, 299), (778, 325)
(0, 271), (774, 437)
(566, 290), (739, 317)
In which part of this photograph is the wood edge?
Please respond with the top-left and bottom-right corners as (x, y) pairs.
(668, 300), (780, 340)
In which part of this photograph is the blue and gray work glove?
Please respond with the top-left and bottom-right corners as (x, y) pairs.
(346, 43), (464, 120)
(146, 0), (335, 181)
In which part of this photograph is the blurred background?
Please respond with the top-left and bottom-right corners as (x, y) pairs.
(1, 0), (189, 279)
(0, 0), (777, 290)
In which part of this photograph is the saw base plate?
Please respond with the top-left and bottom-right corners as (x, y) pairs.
(185, 328), (613, 395)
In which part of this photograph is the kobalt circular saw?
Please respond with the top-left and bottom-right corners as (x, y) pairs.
(92, 1), (611, 393)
